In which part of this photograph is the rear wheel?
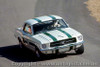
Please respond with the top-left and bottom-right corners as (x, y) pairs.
(18, 38), (25, 48)
(75, 44), (84, 54)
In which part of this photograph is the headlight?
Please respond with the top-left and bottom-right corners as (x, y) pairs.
(78, 35), (83, 40)
(42, 44), (46, 49)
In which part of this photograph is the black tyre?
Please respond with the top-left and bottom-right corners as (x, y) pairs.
(75, 44), (84, 54)
(32, 45), (43, 58)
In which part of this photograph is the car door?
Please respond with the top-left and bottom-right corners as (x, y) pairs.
(22, 23), (32, 46)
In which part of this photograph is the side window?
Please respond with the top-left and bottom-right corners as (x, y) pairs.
(23, 23), (32, 34)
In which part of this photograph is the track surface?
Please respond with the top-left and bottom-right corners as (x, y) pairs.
(0, 0), (100, 67)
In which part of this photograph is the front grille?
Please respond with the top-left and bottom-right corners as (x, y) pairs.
(50, 38), (76, 47)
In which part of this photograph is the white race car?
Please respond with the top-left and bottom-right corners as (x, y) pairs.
(14, 15), (84, 57)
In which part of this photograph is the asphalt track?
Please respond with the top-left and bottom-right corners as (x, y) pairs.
(0, 0), (100, 67)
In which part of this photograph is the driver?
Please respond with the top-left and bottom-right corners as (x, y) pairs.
(53, 20), (61, 27)
(28, 26), (32, 34)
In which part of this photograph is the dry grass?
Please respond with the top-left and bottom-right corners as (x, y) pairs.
(85, 0), (100, 22)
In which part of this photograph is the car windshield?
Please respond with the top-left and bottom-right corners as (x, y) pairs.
(33, 19), (68, 34)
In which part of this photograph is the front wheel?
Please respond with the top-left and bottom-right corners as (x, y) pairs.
(32, 45), (43, 58)
(75, 44), (84, 54)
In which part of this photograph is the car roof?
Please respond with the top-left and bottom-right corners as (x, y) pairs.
(24, 15), (63, 25)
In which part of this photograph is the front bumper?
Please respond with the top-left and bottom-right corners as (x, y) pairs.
(40, 41), (84, 54)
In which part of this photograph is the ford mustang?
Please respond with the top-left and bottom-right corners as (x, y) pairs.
(14, 15), (84, 58)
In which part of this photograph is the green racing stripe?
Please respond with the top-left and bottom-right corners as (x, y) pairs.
(49, 15), (72, 38)
(58, 29), (72, 38)
(34, 15), (56, 23)
(44, 32), (57, 42)
(33, 18), (42, 22)
(48, 15), (56, 20)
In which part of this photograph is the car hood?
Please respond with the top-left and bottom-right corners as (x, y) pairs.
(33, 28), (82, 44)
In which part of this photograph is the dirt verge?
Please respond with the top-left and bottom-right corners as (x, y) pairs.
(85, 0), (100, 22)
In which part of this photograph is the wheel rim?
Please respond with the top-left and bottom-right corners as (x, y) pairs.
(75, 48), (78, 51)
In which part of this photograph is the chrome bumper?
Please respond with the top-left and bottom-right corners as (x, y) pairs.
(40, 41), (84, 54)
